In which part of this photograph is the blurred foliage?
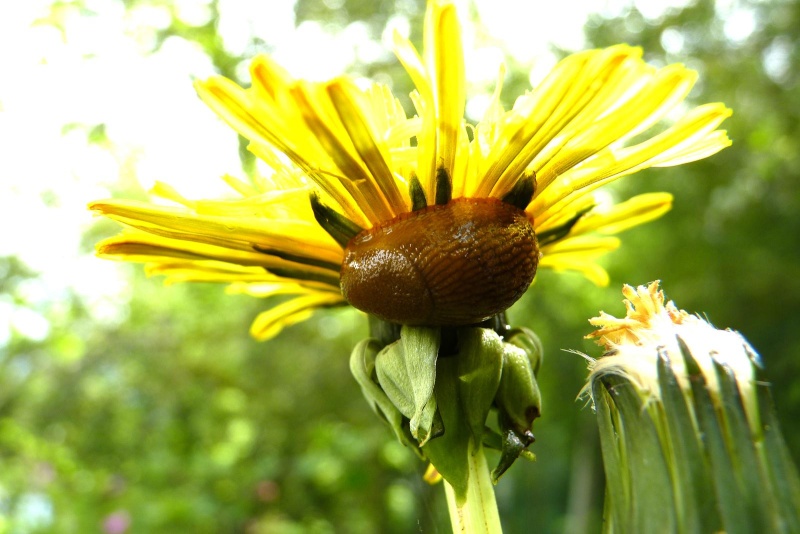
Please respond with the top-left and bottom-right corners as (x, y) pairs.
(2, 0), (799, 532)
(0, 256), (446, 532)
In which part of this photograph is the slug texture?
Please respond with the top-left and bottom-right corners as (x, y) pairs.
(340, 197), (539, 325)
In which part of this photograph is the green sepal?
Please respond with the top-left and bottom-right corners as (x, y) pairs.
(481, 425), (536, 463)
(423, 328), (504, 504)
(266, 266), (341, 288)
(506, 326), (543, 376)
(656, 353), (719, 533)
(495, 342), (541, 438)
(713, 360), (776, 530)
(490, 417), (537, 484)
(367, 315), (402, 347)
(597, 374), (676, 533)
(309, 192), (364, 248)
(374, 326), (441, 446)
(679, 337), (753, 534)
(756, 383), (800, 531)
(536, 205), (592, 246)
(500, 171), (536, 210)
(434, 167), (452, 206)
(592, 379), (628, 534)
(252, 244), (342, 272)
(456, 328), (504, 443)
(485, 332), (541, 484)
(423, 355), (471, 502)
(349, 338), (422, 458)
(409, 174), (428, 212)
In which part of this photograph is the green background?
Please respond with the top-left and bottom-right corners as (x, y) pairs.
(2, 0), (798, 532)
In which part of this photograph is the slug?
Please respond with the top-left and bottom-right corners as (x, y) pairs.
(340, 197), (539, 325)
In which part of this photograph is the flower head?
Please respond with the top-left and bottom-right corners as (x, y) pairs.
(90, 1), (731, 339)
(582, 283), (800, 533)
(584, 281), (759, 420)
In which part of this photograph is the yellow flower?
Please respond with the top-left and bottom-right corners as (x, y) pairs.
(90, 1), (731, 340)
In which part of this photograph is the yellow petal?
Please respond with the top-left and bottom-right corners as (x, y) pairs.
(533, 63), (698, 194)
(146, 262), (276, 285)
(196, 75), (371, 227)
(570, 192), (673, 236)
(539, 255), (612, 287)
(97, 233), (269, 266)
(326, 80), (406, 213)
(393, 23), (436, 199)
(541, 235), (621, 256)
(478, 46), (647, 198)
(90, 199), (342, 264)
(530, 103), (732, 218)
(429, 0), (465, 179)
(250, 293), (345, 341)
(226, 281), (336, 297)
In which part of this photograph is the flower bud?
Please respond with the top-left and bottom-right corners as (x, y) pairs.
(495, 343), (541, 440)
(583, 282), (799, 533)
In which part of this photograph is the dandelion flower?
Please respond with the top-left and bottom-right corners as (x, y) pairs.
(90, 1), (732, 339)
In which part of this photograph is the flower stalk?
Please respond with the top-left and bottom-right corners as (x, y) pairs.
(444, 443), (502, 534)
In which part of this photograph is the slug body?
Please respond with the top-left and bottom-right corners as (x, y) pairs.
(340, 198), (539, 326)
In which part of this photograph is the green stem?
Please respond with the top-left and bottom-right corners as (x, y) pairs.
(444, 443), (502, 534)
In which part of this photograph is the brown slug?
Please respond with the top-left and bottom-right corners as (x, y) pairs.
(340, 197), (539, 325)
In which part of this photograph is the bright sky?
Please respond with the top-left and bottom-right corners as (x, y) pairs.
(0, 0), (756, 346)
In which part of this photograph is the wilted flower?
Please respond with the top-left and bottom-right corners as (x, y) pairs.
(586, 281), (759, 423)
(584, 282), (800, 533)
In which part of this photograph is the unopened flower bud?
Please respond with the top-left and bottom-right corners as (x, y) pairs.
(496, 343), (541, 439)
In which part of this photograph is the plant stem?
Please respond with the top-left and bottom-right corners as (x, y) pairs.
(444, 443), (502, 534)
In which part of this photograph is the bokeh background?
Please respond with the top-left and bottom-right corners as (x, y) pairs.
(1, 0), (798, 532)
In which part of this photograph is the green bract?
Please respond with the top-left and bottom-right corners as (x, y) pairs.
(586, 283), (800, 533)
(350, 320), (543, 504)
